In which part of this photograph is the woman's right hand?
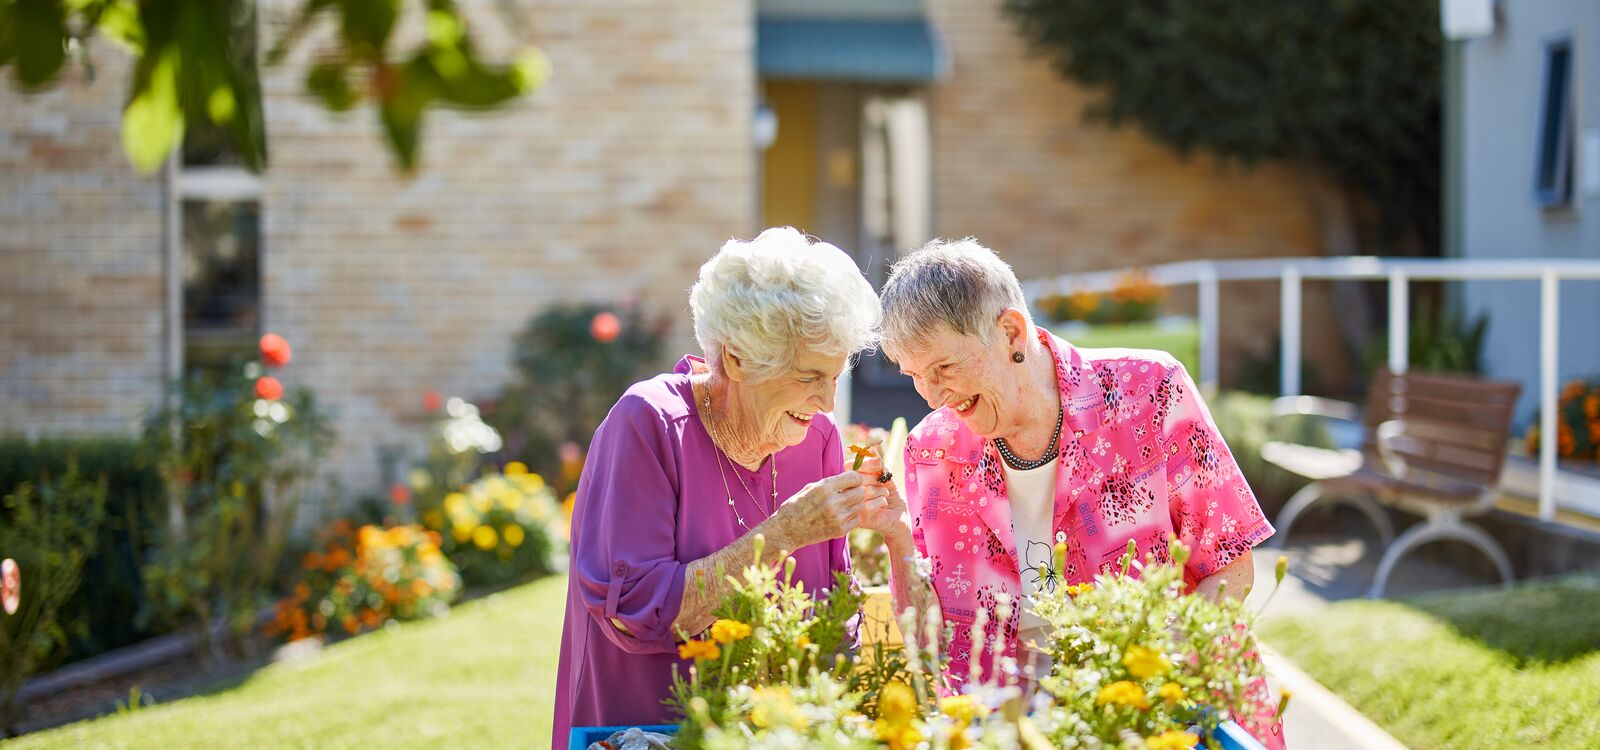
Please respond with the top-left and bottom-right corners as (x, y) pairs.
(767, 471), (888, 551)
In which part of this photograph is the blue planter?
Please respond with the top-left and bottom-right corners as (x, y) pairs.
(570, 720), (1266, 750)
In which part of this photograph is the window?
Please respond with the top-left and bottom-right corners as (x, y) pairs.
(166, 2), (265, 376)
(1534, 36), (1574, 208)
(181, 201), (261, 373)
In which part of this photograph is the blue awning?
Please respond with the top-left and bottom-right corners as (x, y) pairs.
(757, 2), (945, 84)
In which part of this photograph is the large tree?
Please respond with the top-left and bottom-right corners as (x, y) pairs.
(0, 0), (548, 172)
(1005, 0), (1442, 255)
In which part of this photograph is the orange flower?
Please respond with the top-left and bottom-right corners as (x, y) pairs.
(255, 376), (284, 401)
(591, 312), (621, 342)
(848, 444), (875, 471)
(259, 333), (292, 367)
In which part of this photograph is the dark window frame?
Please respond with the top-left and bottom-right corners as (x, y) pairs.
(1534, 34), (1575, 209)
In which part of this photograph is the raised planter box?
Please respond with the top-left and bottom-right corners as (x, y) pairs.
(570, 719), (1268, 750)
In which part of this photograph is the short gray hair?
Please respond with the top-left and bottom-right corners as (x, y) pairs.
(879, 237), (1031, 354)
(690, 227), (881, 381)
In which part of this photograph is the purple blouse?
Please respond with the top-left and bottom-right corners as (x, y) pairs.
(551, 356), (850, 747)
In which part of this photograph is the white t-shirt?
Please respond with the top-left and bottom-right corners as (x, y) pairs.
(1002, 458), (1059, 668)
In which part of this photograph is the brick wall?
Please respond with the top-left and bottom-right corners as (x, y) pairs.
(0, 42), (168, 436)
(925, 0), (1350, 389)
(259, 0), (757, 503)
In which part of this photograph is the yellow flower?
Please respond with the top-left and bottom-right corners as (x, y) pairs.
(1122, 645), (1170, 680)
(472, 525), (498, 550)
(358, 525), (385, 550)
(503, 524), (526, 547)
(422, 510), (444, 531)
(451, 524), (472, 543)
(469, 488), (493, 514)
(939, 694), (987, 726)
(709, 618), (753, 644)
(677, 639), (720, 661)
(504, 461), (528, 476)
(877, 679), (918, 725)
(444, 492), (469, 518)
(749, 686), (805, 730)
(1157, 682), (1185, 703)
(1146, 730), (1199, 750)
(796, 635), (811, 649)
(1096, 680), (1150, 710)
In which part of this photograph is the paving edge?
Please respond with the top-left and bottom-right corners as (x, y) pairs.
(1261, 644), (1409, 750)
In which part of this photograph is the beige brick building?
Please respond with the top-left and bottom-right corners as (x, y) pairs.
(2, 0), (1342, 507)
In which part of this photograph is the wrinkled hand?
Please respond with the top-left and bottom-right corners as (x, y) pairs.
(770, 470), (887, 549)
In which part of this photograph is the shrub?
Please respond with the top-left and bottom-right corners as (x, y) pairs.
(0, 437), (163, 663)
(266, 522), (459, 643)
(1038, 271), (1167, 325)
(140, 336), (334, 660)
(0, 464), (108, 733)
(1526, 378), (1600, 461)
(488, 303), (666, 488)
(420, 464), (566, 588)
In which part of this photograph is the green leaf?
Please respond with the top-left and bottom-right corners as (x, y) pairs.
(7, 0), (70, 87)
(306, 61), (358, 111)
(121, 45), (185, 172)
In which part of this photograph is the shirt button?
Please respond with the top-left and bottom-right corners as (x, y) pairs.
(613, 563), (626, 575)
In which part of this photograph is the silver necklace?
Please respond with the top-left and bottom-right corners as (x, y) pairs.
(700, 381), (778, 531)
(993, 407), (1064, 471)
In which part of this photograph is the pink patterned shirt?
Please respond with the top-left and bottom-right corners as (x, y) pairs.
(902, 330), (1274, 690)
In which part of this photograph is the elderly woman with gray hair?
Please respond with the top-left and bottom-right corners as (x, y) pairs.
(879, 239), (1280, 745)
(552, 228), (922, 745)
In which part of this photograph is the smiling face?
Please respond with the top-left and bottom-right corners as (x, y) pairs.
(886, 312), (1034, 440)
(726, 346), (849, 450)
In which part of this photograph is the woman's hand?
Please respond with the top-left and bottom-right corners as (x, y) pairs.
(851, 440), (911, 542)
(766, 471), (887, 551)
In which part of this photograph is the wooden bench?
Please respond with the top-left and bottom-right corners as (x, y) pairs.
(1262, 368), (1521, 597)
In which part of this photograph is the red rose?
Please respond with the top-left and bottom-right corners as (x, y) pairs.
(590, 312), (621, 343)
(255, 376), (284, 401)
(422, 391), (444, 412)
(388, 483), (412, 506)
(259, 333), (292, 368)
(1, 558), (19, 616)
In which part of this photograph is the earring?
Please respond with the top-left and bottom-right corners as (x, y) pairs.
(1012, 351), (1025, 363)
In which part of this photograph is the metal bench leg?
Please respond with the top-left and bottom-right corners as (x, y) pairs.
(1367, 516), (1515, 598)
(1268, 482), (1395, 549)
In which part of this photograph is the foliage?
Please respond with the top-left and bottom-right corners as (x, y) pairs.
(1526, 377), (1600, 461)
(139, 336), (333, 660)
(1207, 391), (1335, 513)
(1038, 271), (1167, 325)
(489, 303), (667, 487)
(0, 437), (163, 663)
(1004, 0), (1442, 251)
(1230, 336), (1324, 397)
(266, 521), (459, 643)
(404, 393), (505, 528)
(1361, 305), (1488, 378)
(419, 463), (566, 587)
(0, 464), (108, 734)
(1029, 541), (1278, 747)
(0, 0), (549, 171)
(671, 538), (1287, 749)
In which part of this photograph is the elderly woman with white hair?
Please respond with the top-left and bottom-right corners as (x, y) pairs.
(552, 228), (919, 745)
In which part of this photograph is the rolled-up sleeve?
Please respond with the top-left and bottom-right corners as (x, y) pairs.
(572, 395), (687, 654)
(1160, 362), (1274, 584)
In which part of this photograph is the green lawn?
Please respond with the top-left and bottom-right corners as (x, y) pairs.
(1261, 574), (1600, 749)
(3, 575), (570, 750)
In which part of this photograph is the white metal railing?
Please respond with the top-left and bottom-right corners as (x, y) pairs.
(1023, 256), (1600, 523)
